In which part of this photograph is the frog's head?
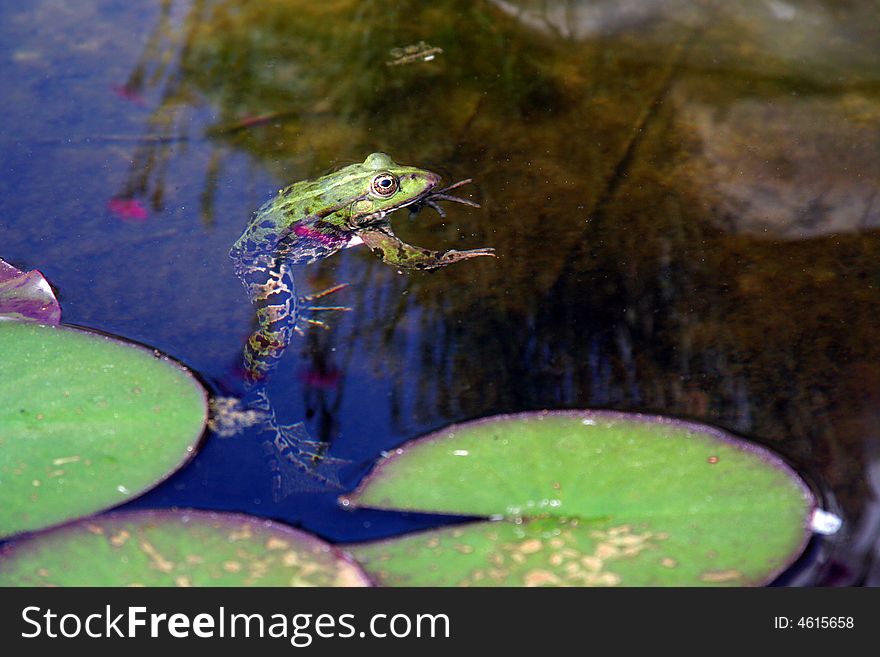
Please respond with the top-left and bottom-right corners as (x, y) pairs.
(342, 153), (440, 227)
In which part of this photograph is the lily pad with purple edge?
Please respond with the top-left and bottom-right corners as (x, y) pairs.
(344, 411), (816, 586)
(0, 321), (207, 538)
(0, 510), (371, 586)
(0, 258), (61, 324)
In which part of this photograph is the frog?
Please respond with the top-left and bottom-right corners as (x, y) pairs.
(228, 152), (494, 497)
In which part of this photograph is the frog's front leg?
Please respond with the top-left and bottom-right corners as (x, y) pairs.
(357, 226), (495, 270)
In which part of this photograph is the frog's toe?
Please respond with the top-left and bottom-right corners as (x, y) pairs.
(276, 424), (343, 453)
(299, 317), (331, 331)
(263, 439), (348, 498)
(267, 458), (346, 500)
(308, 453), (352, 467)
(300, 283), (349, 303)
(439, 247), (496, 265)
(294, 311), (350, 334)
(297, 283), (352, 330)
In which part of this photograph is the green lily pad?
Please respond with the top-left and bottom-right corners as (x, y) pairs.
(0, 510), (371, 586)
(0, 321), (208, 538)
(344, 411), (815, 586)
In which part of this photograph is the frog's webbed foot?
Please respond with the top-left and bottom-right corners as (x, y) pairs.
(294, 283), (351, 335)
(358, 225), (495, 271)
(263, 420), (350, 499)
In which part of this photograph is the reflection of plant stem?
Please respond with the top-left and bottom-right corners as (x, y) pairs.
(123, 0), (174, 95)
(861, 189), (878, 230)
(29, 135), (194, 145)
(30, 108), (303, 147)
(590, 29), (698, 222)
(110, 0), (210, 211)
(302, 326), (346, 445)
(449, 96), (487, 160)
(548, 25), (700, 290)
(199, 149), (222, 227)
(205, 109), (302, 136)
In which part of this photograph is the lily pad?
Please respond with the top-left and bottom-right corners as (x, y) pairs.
(345, 411), (815, 586)
(0, 258), (61, 324)
(0, 510), (371, 586)
(0, 321), (207, 538)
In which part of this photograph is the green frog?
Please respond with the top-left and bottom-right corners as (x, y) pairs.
(229, 152), (494, 497)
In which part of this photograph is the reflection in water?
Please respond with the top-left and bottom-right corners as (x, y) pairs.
(78, 0), (880, 579)
(683, 96), (880, 239)
(386, 41), (445, 67)
(226, 153), (493, 498)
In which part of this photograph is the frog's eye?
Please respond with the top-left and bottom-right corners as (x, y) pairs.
(370, 173), (399, 198)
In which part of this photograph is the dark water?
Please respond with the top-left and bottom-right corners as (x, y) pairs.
(2, 0), (879, 584)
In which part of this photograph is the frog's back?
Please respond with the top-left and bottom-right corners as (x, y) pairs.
(231, 180), (309, 256)
(232, 162), (369, 252)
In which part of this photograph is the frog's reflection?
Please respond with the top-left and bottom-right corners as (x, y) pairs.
(224, 153), (494, 499)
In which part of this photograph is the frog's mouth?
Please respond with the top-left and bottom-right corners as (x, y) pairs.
(406, 178), (481, 219)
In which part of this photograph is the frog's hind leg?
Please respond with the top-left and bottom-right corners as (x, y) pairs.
(238, 257), (300, 385)
(245, 389), (348, 499)
(234, 256), (350, 498)
(262, 420), (349, 499)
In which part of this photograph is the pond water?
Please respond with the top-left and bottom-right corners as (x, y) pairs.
(2, 0), (879, 584)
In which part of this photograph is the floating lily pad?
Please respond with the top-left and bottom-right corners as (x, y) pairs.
(0, 322), (207, 538)
(345, 411), (815, 586)
(0, 510), (371, 586)
(0, 258), (61, 324)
